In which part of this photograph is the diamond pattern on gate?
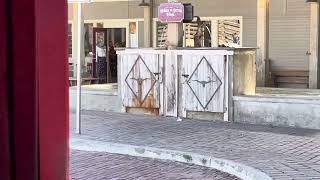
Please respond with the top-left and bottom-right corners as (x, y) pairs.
(187, 56), (222, 110)
(125, 55), (157, 105)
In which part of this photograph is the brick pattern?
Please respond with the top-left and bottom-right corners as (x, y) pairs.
(70, 150), (239, 180)
(70, 111), (320, 180)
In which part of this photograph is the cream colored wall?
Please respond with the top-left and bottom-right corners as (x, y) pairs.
(84, 1), (143, 20)
(69, 1), (143, 20)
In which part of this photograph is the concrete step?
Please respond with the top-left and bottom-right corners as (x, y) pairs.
(233, 95), (320, 130)
(256, 87), (320, 98)
(69, 84), (121, 112)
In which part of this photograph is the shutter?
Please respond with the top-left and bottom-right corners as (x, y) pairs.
(269, 0), (310, 71)
(218, 20), (241, 47)
(185, 22), (199, 47)
(156, 22), (167, 48)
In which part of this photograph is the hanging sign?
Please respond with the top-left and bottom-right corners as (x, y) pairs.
(159, 3), (184, 23)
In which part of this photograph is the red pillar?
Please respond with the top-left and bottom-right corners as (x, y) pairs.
(0, 0), (69, 179)
(0, 0), (11, 179)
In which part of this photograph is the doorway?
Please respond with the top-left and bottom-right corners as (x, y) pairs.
(92, 28), (126, 83)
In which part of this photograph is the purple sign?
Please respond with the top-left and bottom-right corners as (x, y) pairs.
(159, 3), (184, 23)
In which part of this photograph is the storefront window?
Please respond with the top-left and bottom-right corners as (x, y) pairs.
(68, 24), (72, 57)
(156, 22), (167, 48)
(114, 28), (126, 47)
(84, 23), (94, 56)
(185, 21), (211, 48)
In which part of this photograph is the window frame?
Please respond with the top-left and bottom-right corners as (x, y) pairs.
(153, 16), (243, 48)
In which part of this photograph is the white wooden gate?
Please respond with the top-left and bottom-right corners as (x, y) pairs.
(118, 50), (165, 115)
(176, 50), (232, 120)
(118, 49), (234, 120)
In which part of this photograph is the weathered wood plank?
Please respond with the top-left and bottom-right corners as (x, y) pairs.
(164, 51), (178, 117)
(180, 52), (226, 114)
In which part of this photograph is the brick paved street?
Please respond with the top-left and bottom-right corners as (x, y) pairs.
(70, 150), (239, 180)
(70, 111), (320, 180)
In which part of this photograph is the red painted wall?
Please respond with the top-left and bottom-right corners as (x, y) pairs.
(0, 0), (69, 179)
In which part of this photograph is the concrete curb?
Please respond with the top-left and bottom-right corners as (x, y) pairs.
(70, 138), (272, 180)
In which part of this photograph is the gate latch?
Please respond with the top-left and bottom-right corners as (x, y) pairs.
(154, 72), (161, 76)
(182, 74), (190, 79)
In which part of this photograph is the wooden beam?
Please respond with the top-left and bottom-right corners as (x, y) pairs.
(257, 0), (269, 87)
(309, 2), (320, 89)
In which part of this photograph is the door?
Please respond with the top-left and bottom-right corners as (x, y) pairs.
(120, 52), (163, 115)
(179, 53), (226, 117)
(93, 28), (108, 80)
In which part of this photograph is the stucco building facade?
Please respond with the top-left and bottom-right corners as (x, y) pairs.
(68, 0), (320, 89)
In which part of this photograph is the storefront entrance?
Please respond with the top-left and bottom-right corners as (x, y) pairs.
(92, 28), (126, 83)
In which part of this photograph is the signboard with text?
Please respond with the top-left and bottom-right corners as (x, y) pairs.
(159, 3), (184, 23)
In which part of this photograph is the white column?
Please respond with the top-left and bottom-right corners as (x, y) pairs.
(166, 0), (183, 49)
(211, 19), (219, 47)
(309, 2), (319, 89)
(74, 3), (85, 134)
(143, 6), (152, 47)
(257, 0), (269, 87)
(167, 23), (183, 49)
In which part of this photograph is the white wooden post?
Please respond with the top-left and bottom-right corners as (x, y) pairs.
(143, 5), (152, 47)
(257, 0), (269, 87)
(309, 2), (320, 89)
(167, 23), (183, 49)
(166, 0), (183, 49)
(211, 19), (219, 47)
(75, 3), (84, 134)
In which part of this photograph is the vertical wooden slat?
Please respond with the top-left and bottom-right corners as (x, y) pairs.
(180, 51), (226, 114)
(309, 3), (319, 89)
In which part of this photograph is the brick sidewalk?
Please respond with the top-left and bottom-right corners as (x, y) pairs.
(70, 111), (320, 180)
(71, 150), (239, 180)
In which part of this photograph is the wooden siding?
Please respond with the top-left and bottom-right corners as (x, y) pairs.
(179, 53), (226, 115)
(118, 50), (165, 113)
(118, 49), (233, 119)
(269, 0), (310, 71)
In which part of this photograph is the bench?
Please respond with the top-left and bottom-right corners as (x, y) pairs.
(272, 70), (309, 88)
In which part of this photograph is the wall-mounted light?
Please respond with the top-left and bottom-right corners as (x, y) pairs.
(139, 0), (150, 7)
